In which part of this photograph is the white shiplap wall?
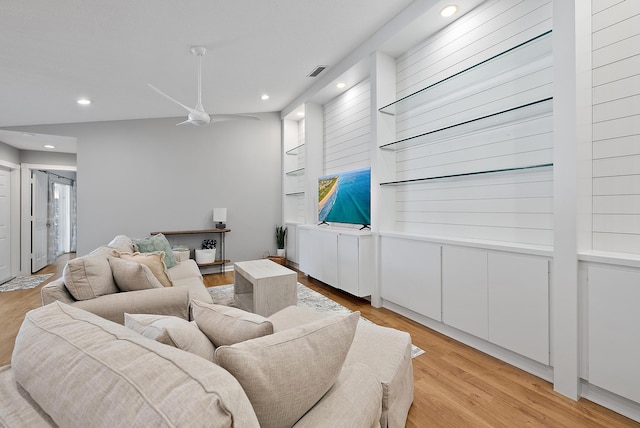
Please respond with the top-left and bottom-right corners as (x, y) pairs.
(323, 79), (371, 175)
(391, 0), (554, 247)
(592, 0), (640, 254)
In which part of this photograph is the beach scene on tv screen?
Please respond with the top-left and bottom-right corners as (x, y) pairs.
(318, 167), (371, 225)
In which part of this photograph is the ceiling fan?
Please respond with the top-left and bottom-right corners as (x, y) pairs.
(148, 46), (259, 126)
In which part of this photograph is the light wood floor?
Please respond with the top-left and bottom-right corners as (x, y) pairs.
(1, 255), (638, 427)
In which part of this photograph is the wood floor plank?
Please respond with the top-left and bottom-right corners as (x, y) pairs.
(0, 257), (638, 427)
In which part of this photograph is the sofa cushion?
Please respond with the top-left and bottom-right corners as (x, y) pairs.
(292, 363), (383, 428)
(107, 234), (134, 253)
(214, 311), (359, 428)
(109, 257), (164, 291)
(124, 313), (215, 361)
(133, 233), (177, 268)
(112, 250), (172, 287)
(12, 302), (260, 428)
(62, 247), (118, 300)
(192, 300), (273, 347)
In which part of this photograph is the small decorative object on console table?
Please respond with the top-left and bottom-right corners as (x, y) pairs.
(151, 229), (230, 273)
(213, 208), (227, 229)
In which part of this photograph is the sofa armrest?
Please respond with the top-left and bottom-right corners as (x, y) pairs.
(41, 278), (75, 306)
(71, 286), (190, 324)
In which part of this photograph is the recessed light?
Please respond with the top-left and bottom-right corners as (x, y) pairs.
(336, 82), (346, 89)
(261, 94), (270, 101)
(440, 5), (458, 17)
(77, 98), (91, 105)
(296, 111), (305, 117)
(22, 133), (35, 137)
(44, 145), (55, 149)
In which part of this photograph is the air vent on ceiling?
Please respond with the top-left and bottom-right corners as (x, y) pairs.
(307, 65), (327, 77)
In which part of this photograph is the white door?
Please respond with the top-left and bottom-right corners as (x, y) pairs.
(0, 168), (11, 283)
(32, 170), (48, 272)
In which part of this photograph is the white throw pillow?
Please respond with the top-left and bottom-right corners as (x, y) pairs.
(214, 311), (359, 428)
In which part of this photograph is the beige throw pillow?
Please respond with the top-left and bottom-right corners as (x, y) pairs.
(112, 250), (172, 287)
(62, 247), (119, 300)
(191, 300), (273, 347)
(124, 313), (215, 361)
(214, 311), (360, 428)
(109, 257), (164, 292)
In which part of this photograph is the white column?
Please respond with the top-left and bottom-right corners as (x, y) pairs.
(552, 0), (592, 399)
(370, 51), (396, 307)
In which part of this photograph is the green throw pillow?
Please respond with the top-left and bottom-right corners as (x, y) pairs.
(133, 233), (177, 268)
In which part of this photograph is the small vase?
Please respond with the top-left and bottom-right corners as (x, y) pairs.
(276, 248), (286, 257)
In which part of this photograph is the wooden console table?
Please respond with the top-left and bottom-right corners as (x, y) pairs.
(151, 229), (230, 272)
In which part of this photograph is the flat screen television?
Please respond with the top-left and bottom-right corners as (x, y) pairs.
(318, 167), (371, 228)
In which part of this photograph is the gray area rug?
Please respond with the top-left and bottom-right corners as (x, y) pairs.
(209, 283), (425, 358)
(0, 274), (54, 293)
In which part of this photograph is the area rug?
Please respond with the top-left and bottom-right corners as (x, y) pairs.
(0, 274), (54, 293)
(209, 283), (425, 358)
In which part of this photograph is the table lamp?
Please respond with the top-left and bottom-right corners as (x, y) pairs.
(213, 208), (227, 229)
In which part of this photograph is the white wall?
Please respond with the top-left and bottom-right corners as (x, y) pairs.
(10, 114), (282, 262)
(390, 0), (553, 246)
(591, 0), (640, 255)
(0, 141), (19, 165)
(323, 79), (372, 175)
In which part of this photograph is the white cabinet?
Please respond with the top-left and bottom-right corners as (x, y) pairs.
(488, 253), (549, 365)
(442, 246), (488, 340)
(380, 236), (441, 321)
(588, 266), (640, 403)
(298, 226), (373, 297)
(441, 245), (549, 364)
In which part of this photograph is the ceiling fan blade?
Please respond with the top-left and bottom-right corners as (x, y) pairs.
(175, 119), (193, 126)
(210, 114), (260, 122)
(147, 83), (199, 115)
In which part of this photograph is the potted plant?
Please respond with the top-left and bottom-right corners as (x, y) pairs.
(275, 225), (287, 257)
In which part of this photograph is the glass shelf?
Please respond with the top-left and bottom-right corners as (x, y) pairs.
(379, 30), (552, 116)
(380, 163), (553, 186)
(285, 167), (305, 176)
(285, 191), (305, 196)
(285, 144), (305, 155)
(379, 97), (552, 151)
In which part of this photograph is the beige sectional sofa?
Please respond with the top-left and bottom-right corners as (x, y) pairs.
(41, 235), (212, 324)
(4, 234), (415, 427)
(0, 301), (413, 427)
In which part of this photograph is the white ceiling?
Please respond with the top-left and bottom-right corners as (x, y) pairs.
(0, 0), (484, 152)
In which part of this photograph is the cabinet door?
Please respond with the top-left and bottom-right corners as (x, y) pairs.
(588, 266), (640, 403)
(381, 237), (441, 321)
(442, 246), (488, 340)
(298, 228), (312, 276)
(488, 253), (549, 364)
(285, 223), (298, 264)
(317, 230), (338, 287)
(338, 234), (359, 296)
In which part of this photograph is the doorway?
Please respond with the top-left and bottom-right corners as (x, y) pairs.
(21, 164), (77, 275)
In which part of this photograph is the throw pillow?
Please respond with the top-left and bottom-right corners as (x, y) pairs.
(112, 250), (172, 287)
(109, 257), (164, 292)
(133, 233), (176, 268)
(107, 235), (134, 253)
(124, 313), (215, 361)
(62, 247), (119, 300)
(214, 311), (360, 428)
(191, 300), (273, 347)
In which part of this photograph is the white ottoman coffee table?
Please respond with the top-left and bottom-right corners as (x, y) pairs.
(234, 259), (297, 317)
